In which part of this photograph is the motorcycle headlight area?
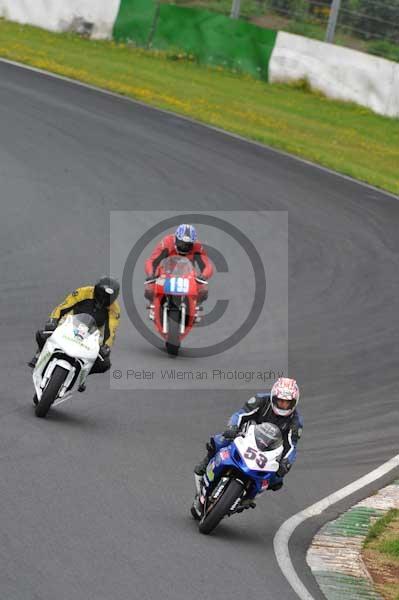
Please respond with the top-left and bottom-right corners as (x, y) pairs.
(73, 325), (90, 339)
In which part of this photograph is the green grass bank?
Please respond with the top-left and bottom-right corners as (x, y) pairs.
(363, 509), (399, 600)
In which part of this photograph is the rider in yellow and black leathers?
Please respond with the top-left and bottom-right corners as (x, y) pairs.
(29, 277), (121, 374)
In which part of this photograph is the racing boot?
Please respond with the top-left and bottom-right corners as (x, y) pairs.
(194, 444), (215, 477)
(28, 351), (39, 369)
(194, 455), (210, 476)
(194, 305), (204, 323)
(191, 473), (204, 521)
(239, 497), (256, 509)
(269, 480), (284, 492)
(191, 499), (202, 520)
(194, 439), (215, 476)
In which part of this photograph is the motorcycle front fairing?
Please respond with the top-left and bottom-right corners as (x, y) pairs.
(33, 314), (100, 401)
(153, 257), (199, 340)
(203, 430), (283, 500)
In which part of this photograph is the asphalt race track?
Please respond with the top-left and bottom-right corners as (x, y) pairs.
(1, 61), (398, 600)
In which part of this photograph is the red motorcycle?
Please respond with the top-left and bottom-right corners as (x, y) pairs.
(145, 256), (204, 356)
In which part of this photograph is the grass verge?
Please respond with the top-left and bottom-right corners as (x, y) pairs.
(363, 509), (399, 600)
(0, 18), (398, 195)
(365, 509), (399, 545)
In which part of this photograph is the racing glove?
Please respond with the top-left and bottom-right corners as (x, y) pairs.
(277, 458), (291, 478)
(44, 318), (58, 332)
(223, 425), (240, 440)
(145, 275), (157, 284)
(99, 344), (111, 361)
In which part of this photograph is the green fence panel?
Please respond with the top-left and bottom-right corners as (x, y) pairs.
(113, 0), (157, 46)
(113, 1), (278, 81)
(153, 5), (277, 81)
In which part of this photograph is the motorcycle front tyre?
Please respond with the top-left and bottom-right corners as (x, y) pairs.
(165, 309), (181, 356)
(35, 365), (69, 418)
(199, 479), (244, 535)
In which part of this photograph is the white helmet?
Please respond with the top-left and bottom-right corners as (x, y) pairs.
(270, 377), (300, 417)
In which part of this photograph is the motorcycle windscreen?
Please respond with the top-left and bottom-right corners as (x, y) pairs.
(68, 313), (98, 340)
(161, 256), (193, 276)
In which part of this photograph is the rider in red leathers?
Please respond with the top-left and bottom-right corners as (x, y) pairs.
(144, 224), (213, 319)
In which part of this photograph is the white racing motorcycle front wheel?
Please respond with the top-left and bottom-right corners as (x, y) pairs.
(35, 365), (69, 418)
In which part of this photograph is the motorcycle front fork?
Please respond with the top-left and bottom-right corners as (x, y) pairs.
(149, 300), (200, 328)
(147, 303), (155, 321)
(162, 301), (187, 334)
(194, 473), (202, 495)
(195, 471), (256, 507)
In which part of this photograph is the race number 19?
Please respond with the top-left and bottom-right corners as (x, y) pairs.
(169, 277), (189, 293)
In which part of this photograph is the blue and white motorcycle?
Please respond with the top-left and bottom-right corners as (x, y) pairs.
(191, 423), (284, 534)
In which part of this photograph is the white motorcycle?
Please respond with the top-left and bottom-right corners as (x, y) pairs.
(32, 314), (100, 418)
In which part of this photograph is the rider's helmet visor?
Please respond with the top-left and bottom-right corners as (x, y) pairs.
(175, 238), (193, 254)
(274, 397), (295, 411)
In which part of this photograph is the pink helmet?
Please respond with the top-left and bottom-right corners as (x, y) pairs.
(270, 377), (300, 417)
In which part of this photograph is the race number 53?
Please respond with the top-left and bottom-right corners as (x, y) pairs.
(244, 446), (267, 469)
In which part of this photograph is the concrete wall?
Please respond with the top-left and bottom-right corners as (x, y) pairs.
(0, 0), (121, 39)
(269, 31), (399, 118)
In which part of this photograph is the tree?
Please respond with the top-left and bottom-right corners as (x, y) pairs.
(268, 0), (309, 18)
(355, 0), (399, 41)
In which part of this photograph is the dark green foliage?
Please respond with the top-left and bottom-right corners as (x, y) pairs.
(367, 39), (399, 62)
(352, 0), (399, 42)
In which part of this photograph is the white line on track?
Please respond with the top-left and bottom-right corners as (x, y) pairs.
(0, 57), (398, 201)
(273, 453), (399, 600)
